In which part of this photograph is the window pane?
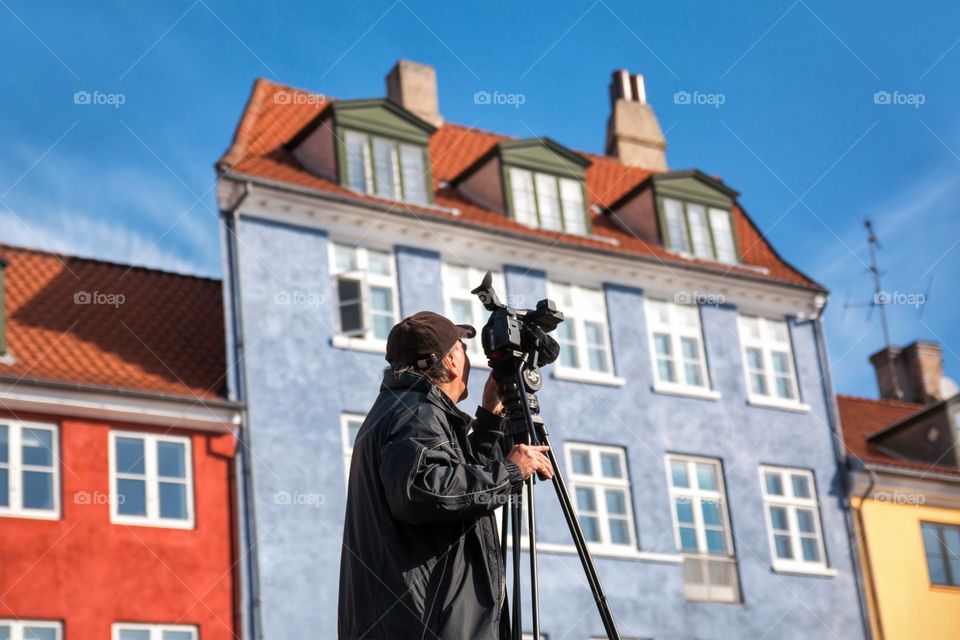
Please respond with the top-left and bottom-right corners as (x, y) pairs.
(658, 358), (676, 384)
(24, 629), (57, 640)
(22, 428), (52, 467)
(796, 509), (816, 534)
(399, 144), (427, 204)
(0, 469), (7, 507)
(605, 489), (626, 515)
(944, 527), (960, 557)
(118, 478), (146, 516)
(164, 632), (193, 640)
(600, 453), (622, 478)
(587, 347), (609, 373)
(765, 472), (784, 496)
(570, 450), (591, 475)
(556, 321), (579, 369)
(766, 320), (789, 343)
(373, 138), (399, 199)
(709, 209), (737, 263)
(120, 631), (151, 640)
(670, 460), (689, 488)
(345, 131), (370, 193)
(509, 168), (537, 226)
(450, 299), (473, 326)
(680, 337), (699, 360)
(534, 173), (562, 231)
(800, 537), (821, 562)
(927, 555), (948, 584)
(705, 529), (726, 554)
(791, 474), (811, 498)
(559, 178), (586, 234)
(367, 250), (392, 276)
(575, 487), (596, 511)
(0, 626), (8, 640)
(775, 534), (793, 559)
(696, 463), (718, 491)
(22, 471), (53, 510)
(663, 198), (690, 253)
(654, 333), (672, 357)
(751, 373), (768, 396)
(580, 516), (600, 542)
(687, 204), (712, 259)
(675, 498), (694, 524)
(609, 519), (630, 545)
(334, 244), (357, 272)
(746, 348), (764, 370)
(159, 482), (188, 520)
(337, 278), (364, 335)
(116, 437), (145, 474)
(771, 351), (791, 374)
(922, 524), (941, 553)
(370, 286), (392, 312)
(776, 376), (795, 399)
(679, 526), (698, 552)
(158, 442), (186, 479)
(701, 500), (721, 526)
(769, 506), (789, 531)
(372, 315), (393, 341)
(0, 425), (7, 462)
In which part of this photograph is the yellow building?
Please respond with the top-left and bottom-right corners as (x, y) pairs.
(840, 390), (960, 640)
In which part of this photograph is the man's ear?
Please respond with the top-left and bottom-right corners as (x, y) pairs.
(443, 349), (460, 378)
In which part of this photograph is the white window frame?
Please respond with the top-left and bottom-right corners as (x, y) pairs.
(0, 619), (62, 640)
(341, 412), (365, 485)
(737, 315), (807, 411)
(342, 128), (429, 205)
(661, 197), (738, 264)
(644, 299), (719, 400)
(109, 431), (194, 529)
(759, 466), (828, 574)
(508, 167), (587, 235)
(664, 454), (739, 603)
(329, 242), (400, 353)
(112, 623), (198, 640)
(442, 264), (505, 365)
(566, 443), (637, 553)
(547, 282), (623, 386)
(0, 420), (60, 520)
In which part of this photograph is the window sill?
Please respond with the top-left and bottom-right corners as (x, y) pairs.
(0, 509), (60, 521)
(533, 541), (682, 564)
(746, 395), (810, 413)
(112, 516), (195, 530)
(331, 335), (387, 354)
(652, 382), (721, 401)
(551, 368), (626, 387)
(771, 563), (837, 577)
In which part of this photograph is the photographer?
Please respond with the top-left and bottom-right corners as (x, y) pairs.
(338, 311), (554, 640)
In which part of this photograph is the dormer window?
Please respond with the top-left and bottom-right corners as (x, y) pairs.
(343, 130), (429, 204)
(507, 167), (586, 234)
(662, 198), (737, 264)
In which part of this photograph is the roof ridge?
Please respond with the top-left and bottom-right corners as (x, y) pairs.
(0, 241), (221, 284)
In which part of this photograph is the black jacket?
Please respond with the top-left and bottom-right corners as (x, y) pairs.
(338, 370), (524, 640)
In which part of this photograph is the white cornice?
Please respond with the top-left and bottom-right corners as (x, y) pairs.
(0, 380), (241, 433)
(849, 467), (960, 510)
(222, 176), (827, 319)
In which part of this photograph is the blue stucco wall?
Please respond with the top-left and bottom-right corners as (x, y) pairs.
(230, 213), (865, 640)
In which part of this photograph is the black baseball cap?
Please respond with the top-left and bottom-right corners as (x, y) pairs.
(385, 311), (476, 370)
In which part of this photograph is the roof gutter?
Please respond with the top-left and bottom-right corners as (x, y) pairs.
(220, 169), (829, 297)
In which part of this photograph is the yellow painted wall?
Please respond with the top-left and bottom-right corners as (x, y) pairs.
(854, 496), (960, 640)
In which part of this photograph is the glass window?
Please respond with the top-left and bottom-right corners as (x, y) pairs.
(922, 522), (960, 587)
(548, 282), (613, 376)
(759, 467), (826, 570)
(663, 198), (690, 254)
(709, 208), (737, 263)
(342, 129), (429, 204)
(442, 265), (506, 361)
(686, 204), (712, 259)
(0, 622), (61, 640)
(661, 198), (738, 264)
(645, 300), (710, 392)
(111, 432), (193, 528)
(113, 625), (197, 640)
(0, 422), (59, 518)
(567, 444), (635, 548)
(508, 167), (587, 234)
(666, 455), (739, 603)
(330, 243), (399, 343)
(738, 316), (800, 404)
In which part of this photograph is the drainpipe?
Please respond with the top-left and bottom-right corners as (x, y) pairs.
(221, 184), (265, 640)
(809, 313), (875, 640)
(849, 456), (883, 640)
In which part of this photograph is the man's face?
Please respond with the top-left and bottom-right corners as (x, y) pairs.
(447, 340), (471, 402)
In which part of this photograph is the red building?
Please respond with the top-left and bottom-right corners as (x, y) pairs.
(0, 244), (241, 640)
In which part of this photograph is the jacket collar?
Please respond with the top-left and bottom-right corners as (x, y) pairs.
(381, 369), (471, 426)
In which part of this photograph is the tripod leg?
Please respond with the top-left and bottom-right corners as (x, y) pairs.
(527, 478), (540, 640)
(511, 490), (523, 640)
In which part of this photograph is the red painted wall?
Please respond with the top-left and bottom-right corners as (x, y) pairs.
(0, 410), (238, 639)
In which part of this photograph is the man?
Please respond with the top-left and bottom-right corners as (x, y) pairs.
(338, 311), (553, 640)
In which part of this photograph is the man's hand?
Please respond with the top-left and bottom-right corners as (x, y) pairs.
(481, 372), (503, 415)
(507, 444), (554, 480)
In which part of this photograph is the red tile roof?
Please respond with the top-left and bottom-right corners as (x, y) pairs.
(837, 394), (959, 477)
(0, 243), (227, 401)
(218, 79), (822, 291)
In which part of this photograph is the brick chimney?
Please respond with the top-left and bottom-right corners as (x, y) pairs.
(605, 69), (667, 171)
(386, 60), (443, 127)
(870, 340), (950, 404)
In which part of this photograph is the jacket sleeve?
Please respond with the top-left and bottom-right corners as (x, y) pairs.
(467, 406), (511, 464)
(379, 404), (525, 524)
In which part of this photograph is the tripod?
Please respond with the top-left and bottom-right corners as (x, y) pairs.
(495, 362), (621, 640)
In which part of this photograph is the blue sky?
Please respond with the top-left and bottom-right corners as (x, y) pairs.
(1, 0), (958, 396)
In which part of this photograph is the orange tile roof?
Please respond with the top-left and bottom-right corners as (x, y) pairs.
(0, 243), (227, 401)
(218, 79), (822, 291)
(837, 394), (959, 477)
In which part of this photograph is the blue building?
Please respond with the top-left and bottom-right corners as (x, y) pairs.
(217, 61), (869, 639)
